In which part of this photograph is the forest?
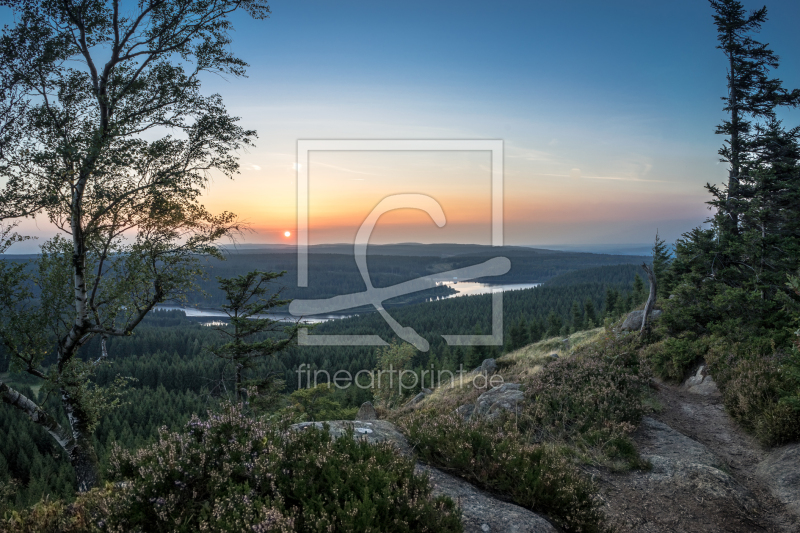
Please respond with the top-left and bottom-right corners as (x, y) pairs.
(0, 261), (649, 508)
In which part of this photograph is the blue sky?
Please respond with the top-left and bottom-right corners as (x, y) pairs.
(5, 0), (800, 251)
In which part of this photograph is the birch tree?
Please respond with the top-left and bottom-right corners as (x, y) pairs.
(0, 0), (269, 491)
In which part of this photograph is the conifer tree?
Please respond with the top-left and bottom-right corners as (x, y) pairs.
(708, 0), (800, 237)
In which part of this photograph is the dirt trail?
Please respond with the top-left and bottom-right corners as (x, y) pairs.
(595, 379), (799, 533)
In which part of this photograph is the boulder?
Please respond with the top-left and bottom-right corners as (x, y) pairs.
(455, 403), (475, 421)
(356, 401), (378, 420)
(620, 309), (663, 331)
(418, 463), (557, 532)
(479, 358), (498, 375)
(682, 365), (719, 395)
(406, 387), (434, 407)
(756, 443), (800, 518)
(291, 420), (413, 456)
(292, 419), (557, 532)
(474, 383), (524, 421)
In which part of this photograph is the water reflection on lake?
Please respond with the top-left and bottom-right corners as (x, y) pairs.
(157, 281), (541, 325)
(440, 281), (541, 298)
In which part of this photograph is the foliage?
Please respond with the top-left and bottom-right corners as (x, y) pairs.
(372, 342), (417, 409)
(706, 341), (800, 446)
(102, 404), (461, 532)
(283, 384), (357, 422)
(521, 335), (649, 468)
(208, 270), (297, 402)
(0, 0), (268, 490)
(651, 230), (672, 295)
(400, 412), (606, 533)
(642, 335), (710, 382)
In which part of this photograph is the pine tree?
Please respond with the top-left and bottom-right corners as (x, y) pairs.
(584, 299), (597, 328)
(708, 0), (800, 237)
(571, 301), (584, 332)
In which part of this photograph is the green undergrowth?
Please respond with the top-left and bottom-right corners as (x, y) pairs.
(400, 413), (607, 533)
(640, 297), (800, 446)
(396, 333), (651, 533)
(3, 404), (462, 533)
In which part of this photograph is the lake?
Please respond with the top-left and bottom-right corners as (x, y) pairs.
(156, 281), (541, 324)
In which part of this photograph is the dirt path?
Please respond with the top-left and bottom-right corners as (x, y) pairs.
(595, 378), (799, 533)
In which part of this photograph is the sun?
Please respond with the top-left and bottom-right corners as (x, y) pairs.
(284, 231), (291, 237)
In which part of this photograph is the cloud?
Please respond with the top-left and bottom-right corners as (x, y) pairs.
(251, 164), (261, 171)
(540, 172), (666, 183)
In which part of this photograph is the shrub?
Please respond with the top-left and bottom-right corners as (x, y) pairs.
(6, 405), (462, 532)
(642, 335), (709, 382)
(523, 336), (648, 466)
(101, 404), (462, 532)
(707, 344), (800, 446)
(399, 412), (606, 533)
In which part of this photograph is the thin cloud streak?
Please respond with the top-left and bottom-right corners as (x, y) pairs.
(538, 173), (667, 183)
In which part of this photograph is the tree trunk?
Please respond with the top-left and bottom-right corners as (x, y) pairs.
(640, 263), (657, 336)
(70, 436), (100, 492)
(0, 380), (101, 492)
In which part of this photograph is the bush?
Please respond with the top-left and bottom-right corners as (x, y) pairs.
(104, 404), (461, 532)
(5, 405), (462, 533)
(400, 412), (606, 533)
(523, 336), (648, 466)
(642, 335), (709, 382)
(707, 344), (800, 446)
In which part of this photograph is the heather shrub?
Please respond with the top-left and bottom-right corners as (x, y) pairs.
(99, 404), (462, 532)
(523, 335), (648, 466)
(1, 490), (107, 533)
(706, 344), (800, 446)
(399, 412), (606, 533)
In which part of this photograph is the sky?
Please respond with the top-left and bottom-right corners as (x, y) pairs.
(7, 0), (800, 252)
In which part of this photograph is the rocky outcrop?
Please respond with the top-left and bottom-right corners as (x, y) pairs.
(356, 401), (378, 420)
(417, 463), (557, 533)
(478, 358), (498, 375)
(682, 364), (719, 395)
(620, 309), (663, 331)
(475, 383), (524, 420)
(756, 443), (800, 518)
(637, 417), (757, 512)
(291, 420), (413, 456)
(406, 387), (433, 406)
(456, 383), (524, 422)
(291, 419), (557, 532)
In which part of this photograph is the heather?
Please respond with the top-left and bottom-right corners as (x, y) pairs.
(3, 404), (462, 532)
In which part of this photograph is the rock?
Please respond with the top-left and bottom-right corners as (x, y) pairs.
(479, 358), (498, 375)
(682, 365), (719, 395)
(291, 420), (413, 456)
(417, 463), (557, 532)
(356, 401), (378, 420)
(293, 419), (557, 532)
(756, 443), (800, 518)
(455, 403), (475, 421)
(638, 417), (722, 469)
(407, 387), (434, 406)
(620, 309), (663, 331)
(549, 353), (558, 359)
(636, 417), (757, 513)
(474, 383), (524, 421)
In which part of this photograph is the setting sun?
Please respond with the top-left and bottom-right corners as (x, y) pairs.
(284, 231), (291, 237)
